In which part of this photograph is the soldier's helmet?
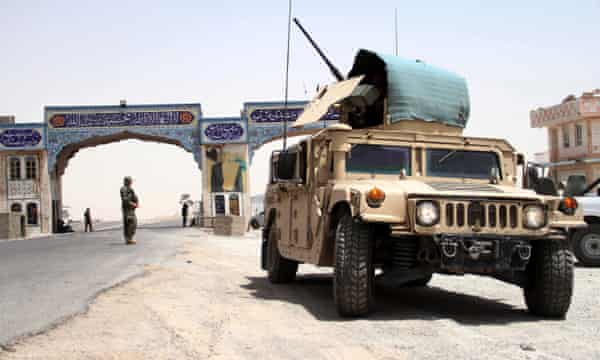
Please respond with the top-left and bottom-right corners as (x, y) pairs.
(124, 176), (133, 186)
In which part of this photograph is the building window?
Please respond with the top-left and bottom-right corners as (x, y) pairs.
(11, 203), (22, 213)
(562, 126), (571, 148)
(26, 203), (38, 225)
(9, 157), (21, 180)
(575, 124), (584, 147)
(25, 156), (38, 180)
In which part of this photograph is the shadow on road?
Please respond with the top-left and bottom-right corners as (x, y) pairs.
(242, 274), (546, 325)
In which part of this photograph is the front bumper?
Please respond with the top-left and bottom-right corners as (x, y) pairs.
(436, 234), (532, 274)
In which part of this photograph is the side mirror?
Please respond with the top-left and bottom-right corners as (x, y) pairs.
(276, 151), (297, 181)
(525, 166), (540, 189)
(535, 177), (558, 196)
(516, 153), (525, 166)
(564, 175), (587, 197)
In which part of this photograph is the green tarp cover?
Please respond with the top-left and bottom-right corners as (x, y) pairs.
(349, 50), (470, 128)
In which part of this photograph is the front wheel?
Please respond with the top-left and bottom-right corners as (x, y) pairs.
(334, 213), (374, 317)
(524, 240), (574, 318)
(572, 226), (600, 267)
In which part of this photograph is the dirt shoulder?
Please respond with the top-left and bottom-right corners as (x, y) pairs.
(2, 230), (599, 360)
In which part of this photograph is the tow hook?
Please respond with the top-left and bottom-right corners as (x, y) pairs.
(516, 244), (532, 261)
(468, 244), (484, 260)
(441, 240), (458, 258)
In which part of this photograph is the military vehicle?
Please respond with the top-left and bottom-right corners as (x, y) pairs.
(260, 45), (585, 318)
(525, 166), (600, 267)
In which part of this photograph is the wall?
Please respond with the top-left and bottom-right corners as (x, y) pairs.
(201, 143), (250, 220)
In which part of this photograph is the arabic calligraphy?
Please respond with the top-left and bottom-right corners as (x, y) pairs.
(49, 111), (195, 128)
(249, 107), (339, 123)
(204, 123), (245, 141)
(0, 129), (43, 148)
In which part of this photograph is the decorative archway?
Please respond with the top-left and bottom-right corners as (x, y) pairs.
(0, 100), (342, 234)
(44, 103), (202, 231)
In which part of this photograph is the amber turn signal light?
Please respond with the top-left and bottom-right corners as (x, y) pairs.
(559, 196), (578, 215)
(366, 187), (386, 208)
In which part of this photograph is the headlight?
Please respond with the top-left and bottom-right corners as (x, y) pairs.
(416, 201), (440, 226)
(523, 205), (546, 229)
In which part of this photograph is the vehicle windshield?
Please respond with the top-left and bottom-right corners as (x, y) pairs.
(426, 149), (501, 179)
(346, 144), (411, 175)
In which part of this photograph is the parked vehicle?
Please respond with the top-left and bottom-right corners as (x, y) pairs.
(261, 48), (585, 317)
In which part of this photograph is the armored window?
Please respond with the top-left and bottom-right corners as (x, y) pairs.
(25, 156), (38, 180)
(10, 203), (22, 213)
(346, 144), (411, 175)
(26, 203), (38, 225)
(562, 126), (571, 148)
(575, 124), (584, 147)
(9, 157), (21, 180)
(426, 149), (501, 180)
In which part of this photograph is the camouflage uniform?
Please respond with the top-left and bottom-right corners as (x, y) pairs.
(120, 177), (138, 244)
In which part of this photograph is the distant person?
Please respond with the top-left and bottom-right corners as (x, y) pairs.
(181, 202), (189, 227)
(120, 176), (139, 245)
(84, 208), (93, 232)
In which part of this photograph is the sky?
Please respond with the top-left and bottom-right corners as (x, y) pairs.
(1, 0), (599, 220)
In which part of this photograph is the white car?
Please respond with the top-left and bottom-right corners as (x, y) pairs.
(571, 195), (600, 266)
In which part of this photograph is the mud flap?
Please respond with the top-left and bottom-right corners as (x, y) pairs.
(261, 230), (268, 270)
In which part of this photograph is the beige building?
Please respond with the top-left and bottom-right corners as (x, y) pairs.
(0, 116), (51, 236)
(531, 89), (600, 184)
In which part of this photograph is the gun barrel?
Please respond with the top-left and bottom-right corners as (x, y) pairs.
(293, 18), (344, 81)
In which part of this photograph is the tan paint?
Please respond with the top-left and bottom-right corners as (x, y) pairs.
(266, 120), (585, 267)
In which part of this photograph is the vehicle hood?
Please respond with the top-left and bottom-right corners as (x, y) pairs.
(340, 179), (544, 201)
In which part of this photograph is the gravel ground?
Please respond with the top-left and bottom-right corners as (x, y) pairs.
(1, 228), (599, 360)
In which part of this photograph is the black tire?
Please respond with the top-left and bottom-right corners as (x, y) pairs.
(333, 213), (374, 317)
(266, 225), (298, 284)
(405, 274), (433, 287)
(524, 240), (574, 318)
(571, 226), (600, 267)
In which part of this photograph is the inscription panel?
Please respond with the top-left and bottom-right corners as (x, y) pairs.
(0, 127), (45, 150)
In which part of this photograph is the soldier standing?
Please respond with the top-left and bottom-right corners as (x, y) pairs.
(120, 176), (139, 245)
(181, 202), (189, 227)
(84, 208), (93, 232)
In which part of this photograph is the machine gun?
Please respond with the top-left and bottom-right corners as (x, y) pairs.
(293, 18), (344, 81)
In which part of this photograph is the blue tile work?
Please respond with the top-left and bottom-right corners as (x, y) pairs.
(243, 101), (339, 161)
(45, 103), (202, 171)
(1, 101), (339, 171)
(200, 117), (247, 144)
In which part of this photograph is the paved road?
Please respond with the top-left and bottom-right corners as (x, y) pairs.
(3, 230), (599, 359)
(0, 221), (186, 346)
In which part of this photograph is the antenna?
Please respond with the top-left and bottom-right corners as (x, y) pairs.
(293, 18), (344, 81)
(394, 8), (399, 56)
(282, 0), (293, 150)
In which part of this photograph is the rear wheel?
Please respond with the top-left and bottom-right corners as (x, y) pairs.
(572, 226), (600, 267)
(524, 240), (574, 318)
(334, 213), (374, 317)
(266, 225), (298, 284)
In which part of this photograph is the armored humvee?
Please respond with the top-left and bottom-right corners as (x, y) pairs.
(261, 50), (585, 317)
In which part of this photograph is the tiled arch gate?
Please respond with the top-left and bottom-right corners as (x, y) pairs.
(0, 101), (339, 233)
(45, 104), (202, 232)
